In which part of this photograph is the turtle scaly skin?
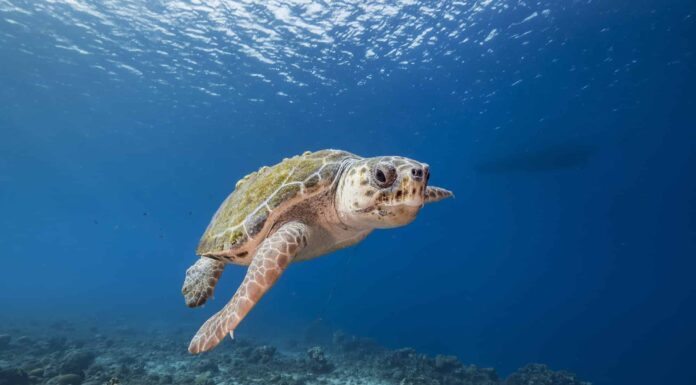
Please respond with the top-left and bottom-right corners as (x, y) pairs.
(182, 149), (453, 353)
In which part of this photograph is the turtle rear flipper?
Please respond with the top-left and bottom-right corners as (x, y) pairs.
(182, 257), (225, 307)
(188, 221), (309, 354)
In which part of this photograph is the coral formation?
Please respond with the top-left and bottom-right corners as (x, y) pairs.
(0, 367), (30, 385)
(504, 364), (590, 385)
(305, 346), (333, 373)
(60, 350), (96, 376)
(0, 319), (591, 385)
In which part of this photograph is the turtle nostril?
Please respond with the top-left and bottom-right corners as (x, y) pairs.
(411, 168), (424, 180)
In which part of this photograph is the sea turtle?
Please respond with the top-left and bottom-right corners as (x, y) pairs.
(182, 149), (453, 354)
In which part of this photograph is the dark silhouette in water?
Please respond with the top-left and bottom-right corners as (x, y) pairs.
(476, 144), (597, 173)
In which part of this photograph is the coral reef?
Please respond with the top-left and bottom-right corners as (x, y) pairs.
(305, 346), (333, 374)
(0, 367), (30, 385)
(504, 364), (590, 385)
(0, 319), (591, 385)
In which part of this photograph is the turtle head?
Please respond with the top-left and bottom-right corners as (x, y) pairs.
(336, 156), (450, 229)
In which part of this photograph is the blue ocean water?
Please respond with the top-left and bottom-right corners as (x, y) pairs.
(0, 0), (694, 384)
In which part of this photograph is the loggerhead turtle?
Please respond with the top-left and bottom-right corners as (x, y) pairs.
(182, 149), (453, 353)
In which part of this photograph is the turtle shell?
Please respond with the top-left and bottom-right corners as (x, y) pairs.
(196, 149), (358, 258)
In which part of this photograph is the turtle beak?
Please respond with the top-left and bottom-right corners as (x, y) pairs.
(424, 186), (454, 204)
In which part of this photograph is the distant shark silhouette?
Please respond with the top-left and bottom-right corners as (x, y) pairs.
(476, 144), (597, 173)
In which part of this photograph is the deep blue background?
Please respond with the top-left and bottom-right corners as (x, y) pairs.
(1, 1), (695, 384)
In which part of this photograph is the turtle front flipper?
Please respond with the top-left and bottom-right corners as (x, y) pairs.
(188, 221), (309, 354)
(424, 186), (454, 203)
(182, 257), (226, 308)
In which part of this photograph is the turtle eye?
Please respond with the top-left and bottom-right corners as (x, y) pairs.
(373, 163), (397, 188)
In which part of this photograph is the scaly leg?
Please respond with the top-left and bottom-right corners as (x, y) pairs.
(182, 257), (226, 308)
(188, 221), (309, 354)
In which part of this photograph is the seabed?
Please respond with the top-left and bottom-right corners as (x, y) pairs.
(0, 318), (589, 385)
